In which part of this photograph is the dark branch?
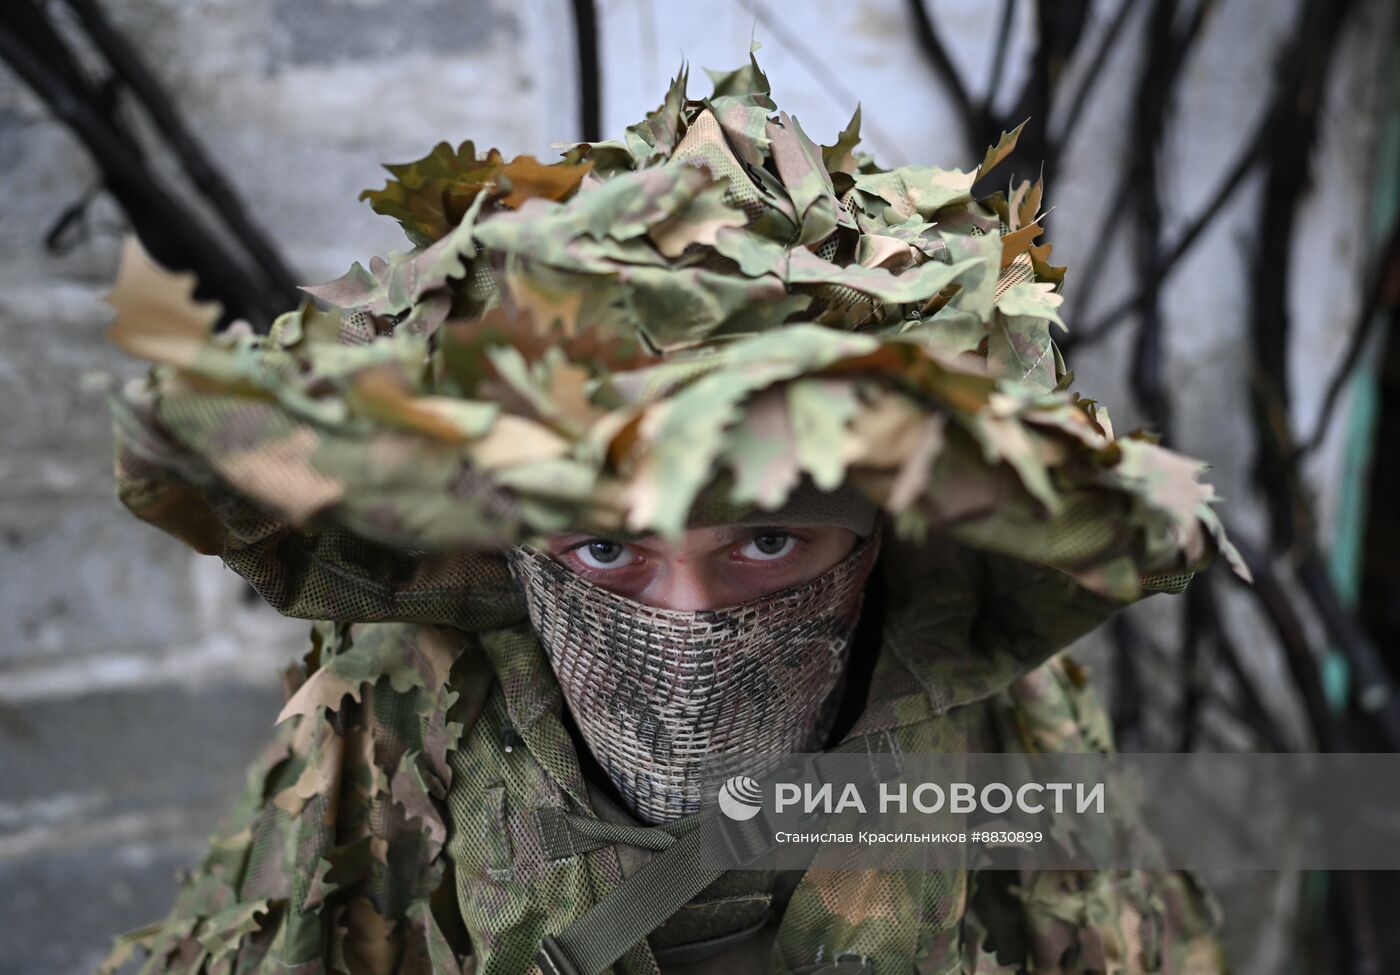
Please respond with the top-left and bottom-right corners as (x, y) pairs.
(0, 7), (283, 328)
(568, 0), (601, 142)
(981, 0), (1016, 122)
(1052, 0), (1137, 151)
(1301, 217), (1400, 455)
(62, 0), (300, 307)
(1228, 534), (1343, 751)
(1069, 114), (1268, 347)
(1296, 553), (1400, 750)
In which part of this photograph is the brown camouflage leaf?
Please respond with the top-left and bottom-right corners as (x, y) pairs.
(350, 366), (468, 442)
(1000, 221), (1044, 268)
(349, 366), (499, 443)
(361, 141), (505, 245)
(1028, 241), (1067, 286)
(499, 155), (592, 209)
(341, 897), (401, 975)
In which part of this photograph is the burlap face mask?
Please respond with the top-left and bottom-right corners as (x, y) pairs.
(506, 532), (881, 824)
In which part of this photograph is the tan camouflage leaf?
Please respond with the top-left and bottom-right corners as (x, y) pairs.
(287, 733), (345, 808)
(647, 180), (747, 258)
(350, 365), (497, 442)
(1005, 178), (1029, 231)
(105, 236), (221, 368)
(888, 414), (947, 511)
(218, 427), (345, 523)
(856, 234), (917, 270)
(499, 154), (592, 209)
(842, 390), (928, 467)
(276, 666), (362, 724)
(505, 265), (588, 336)
(544, 357), (604, 429)
(1017, 178), (1044, 230)
(469, 414), (570, 469)
(618, 407), (672, 532)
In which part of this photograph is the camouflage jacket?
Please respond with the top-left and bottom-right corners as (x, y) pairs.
(99, 433), (1223, 974)
(98, 53), (1233, 975)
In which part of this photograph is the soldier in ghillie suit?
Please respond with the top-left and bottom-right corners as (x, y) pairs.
(101, 53), (1242, 975)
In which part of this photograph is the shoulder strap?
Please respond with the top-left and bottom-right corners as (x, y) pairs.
(535, 738), (893, 975)
(535, 813), (773, 975)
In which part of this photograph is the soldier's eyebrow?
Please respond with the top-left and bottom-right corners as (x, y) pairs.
(544, 531), (659, 550)
(708, 524), (800, 546)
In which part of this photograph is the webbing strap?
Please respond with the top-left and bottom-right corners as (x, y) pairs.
(537, 806), (704, 858)
(536, 734), (897, 975)
(536, 814), (771, 975)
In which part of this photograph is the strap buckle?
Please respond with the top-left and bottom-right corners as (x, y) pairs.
(794, 951), (874, 974)
(715, 803), (779, 866)
(536, 934), (582, 975)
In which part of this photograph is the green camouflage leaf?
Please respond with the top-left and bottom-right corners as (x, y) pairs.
(975, 120), (1027, 182)
(822, 104), (863, 175)
(768, 111), (839, 246)
(788, 378), (860, 490)
(705, 51), (772, 98)
(627, 64), (690, 161)
(722, 387), (801, 508)
(853, 165), (977, 221)
(705, 94), (774, 167)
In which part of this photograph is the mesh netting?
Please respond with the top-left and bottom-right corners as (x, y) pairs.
(507, 533), (881, 824)
(672, 110), (770, 223)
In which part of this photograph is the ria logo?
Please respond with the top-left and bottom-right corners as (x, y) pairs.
(717, 775), (763, 821)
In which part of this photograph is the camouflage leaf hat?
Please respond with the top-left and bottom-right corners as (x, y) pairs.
(106, 53), (1247, 603)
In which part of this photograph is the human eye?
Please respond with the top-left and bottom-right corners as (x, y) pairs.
(568, 538), (637, 571)
(737, 531), (797, 562)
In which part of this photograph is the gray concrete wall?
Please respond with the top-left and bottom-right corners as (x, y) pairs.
(0, 1), (1391, 972)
